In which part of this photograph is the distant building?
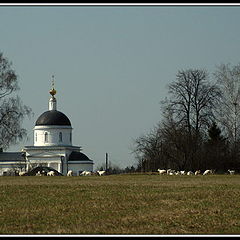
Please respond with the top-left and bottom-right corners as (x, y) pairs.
(0, 78), (94, 176)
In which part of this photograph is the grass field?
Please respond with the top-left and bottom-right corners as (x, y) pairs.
(0, 173), (240, 235)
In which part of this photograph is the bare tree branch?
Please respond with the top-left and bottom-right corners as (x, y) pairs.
(0, 52), (33, 150)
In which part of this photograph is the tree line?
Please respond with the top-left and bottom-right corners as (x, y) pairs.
(132, 64), (240, 173)
(1, 51), (240, 174)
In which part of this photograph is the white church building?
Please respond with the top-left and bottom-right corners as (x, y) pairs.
(0, 80), (94, 176)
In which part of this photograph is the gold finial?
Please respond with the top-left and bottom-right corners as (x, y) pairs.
(49, 75), (57, 96)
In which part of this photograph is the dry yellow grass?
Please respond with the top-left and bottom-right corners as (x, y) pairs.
(0, 174), (240, 235)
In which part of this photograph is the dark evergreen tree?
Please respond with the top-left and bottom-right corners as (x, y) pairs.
(204, 122), (228, 172)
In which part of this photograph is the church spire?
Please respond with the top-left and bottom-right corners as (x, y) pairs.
(49, 75), (57, 97)
(49, 75), (57, 111)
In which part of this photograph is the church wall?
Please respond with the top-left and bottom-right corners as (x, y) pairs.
(26, 157), (62, 172)
(34, 126), (72, 146)
(24, 147), (78, 174)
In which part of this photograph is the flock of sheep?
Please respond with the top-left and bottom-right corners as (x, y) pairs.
(17, 169), (236, 177)
(18, 170), (106, 177)
(157, 169), (236, 175)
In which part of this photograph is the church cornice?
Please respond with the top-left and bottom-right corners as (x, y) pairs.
(34, 125), (73, 130)
(23, 145), (81, 150)
(27, 155), (62, 158)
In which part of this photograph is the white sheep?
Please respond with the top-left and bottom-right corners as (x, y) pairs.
(80, 171), (86, 176)
(67, 170), (73, 176)
(195, 170), (201, 175)
(35, 171), (42, 176)
(157, 169), (166, 175)
(47, 171), (55, 176)
(19, 171), (26, 176)
(203, 169), (212, 175)
(228, 169), (235, 175)
(187, 171), (194, 175)
(97, 170), (106, 176)
(167, 169), (175, 175)
(180, 170), (186, 175)
(80, 171), (92, 176)
(79, 171), (86, 176)
(84, 171), (92, 176)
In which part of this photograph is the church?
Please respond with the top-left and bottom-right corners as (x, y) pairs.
(0, 79), (94, 176)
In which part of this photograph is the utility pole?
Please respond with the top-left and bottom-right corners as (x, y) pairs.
(105, 152), (108, 172)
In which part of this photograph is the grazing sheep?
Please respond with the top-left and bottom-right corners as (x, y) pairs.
(35, 171), (42, 176)
(97, 170), (106, 176)
(67, 170), (73, 176)
(47, 171), (55, 176)
(195, 170), (201, 175)
(80, 171), (86, 176)
(85, 171), (92, 176)
(180, 170), (186, 175)
(80, 171), (92, 176)
(203, 169), (212, 175)
(157, 169), (166, 175)
(19, 171), (26, 176)
(228, 169), (235, 175)
(187, 171), (194, 175)
(167, 169), (175, 175)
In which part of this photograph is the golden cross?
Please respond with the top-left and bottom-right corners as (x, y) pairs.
(52, 75), (55, 89)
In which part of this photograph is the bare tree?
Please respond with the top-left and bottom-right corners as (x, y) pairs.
(213, 63), (240, 169)
(132, 69), (222, 172)
(0, 52), (32, 150)
(214, 63), (240, 144)
(159, 69), (221, 170)
(132, 124), (165, 172)
(162, 69), (221, 135)
(160, 113), (194, 170)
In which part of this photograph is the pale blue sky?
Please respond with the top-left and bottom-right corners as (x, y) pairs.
(1, 4), (240, 169)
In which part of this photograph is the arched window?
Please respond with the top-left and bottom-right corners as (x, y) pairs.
(59, 132), (62, 142)
(44, 132), (48, 143)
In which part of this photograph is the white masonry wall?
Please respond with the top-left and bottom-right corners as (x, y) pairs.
(34, 125), (73, 146)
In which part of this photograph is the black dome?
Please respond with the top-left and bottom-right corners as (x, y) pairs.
(35, 110), (71, 126)
(68, 151), (90, 161)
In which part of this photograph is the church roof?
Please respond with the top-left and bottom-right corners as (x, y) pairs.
(68, 151), (91, 161)
(35, 110), (71, 126)
(0, 152), (25, 162)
